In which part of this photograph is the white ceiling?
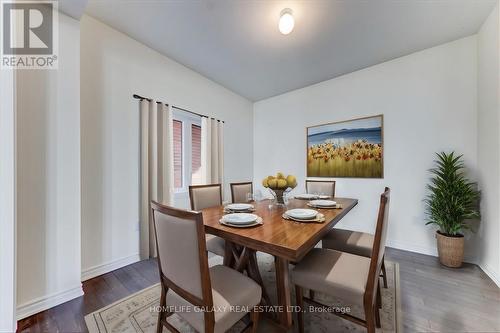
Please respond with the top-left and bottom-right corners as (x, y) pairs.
(58, 0), (88, 20)
(85, 0), (496, 101)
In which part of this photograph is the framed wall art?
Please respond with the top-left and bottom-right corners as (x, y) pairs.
(306, 115), (383, 178)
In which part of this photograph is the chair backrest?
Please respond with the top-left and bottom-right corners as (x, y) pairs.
(305, 180), (336, 197)
(189, 184), (222, 211)
(230, 182), (253, 203)
(151, 202), (213, 308)
(364, 187), (390, 307)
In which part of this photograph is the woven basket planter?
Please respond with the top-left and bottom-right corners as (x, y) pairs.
(436, 231), (464, 268)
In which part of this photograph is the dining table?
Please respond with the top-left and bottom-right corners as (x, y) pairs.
(201, 197), (358, 330)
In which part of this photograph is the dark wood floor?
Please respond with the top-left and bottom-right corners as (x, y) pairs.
(388, 249), (500, 332)
(17, 248), (500, 333)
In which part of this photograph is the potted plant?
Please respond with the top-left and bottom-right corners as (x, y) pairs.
(425, 152), (480, 268)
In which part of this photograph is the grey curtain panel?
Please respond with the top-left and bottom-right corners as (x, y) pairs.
(139, 100), (174, 259)
(201, 117), (224, 185)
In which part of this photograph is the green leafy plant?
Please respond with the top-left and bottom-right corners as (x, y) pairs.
(425, 152), (480, 236)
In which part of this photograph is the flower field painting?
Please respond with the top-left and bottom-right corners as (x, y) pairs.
(307, 115), (383, 178)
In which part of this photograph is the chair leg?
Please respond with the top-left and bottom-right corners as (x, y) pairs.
(156, 286), (166, 333)
(295, 285), (305, 333)
(249, 309), (259, 333)
(381, 256), (388, 288)
(377, 283), (382, 309)
(365, 303), (376, 333)
(374, 304), (381, 328)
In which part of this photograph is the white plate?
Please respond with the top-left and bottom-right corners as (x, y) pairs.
(318, 195), (331, 199)
(309, 200), (337, 207)
(220, 217), (263, 228)
(222, 213), (258, 225)
(226, 203), (254, 211)
(283, 213), (325, 222)
(295, 193), (318, 199)
(285, 208), (317, 220)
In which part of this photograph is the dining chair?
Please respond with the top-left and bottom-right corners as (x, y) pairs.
(292, 187), (390, 333)
(230, 182), (253, 203)
(151, 202), (261, 333)
(321, 228), (388, 288)
(189, 184), (226, 257)
(305, 180), (336, 197)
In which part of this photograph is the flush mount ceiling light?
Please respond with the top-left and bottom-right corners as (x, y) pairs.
(279, 8), (294, 35)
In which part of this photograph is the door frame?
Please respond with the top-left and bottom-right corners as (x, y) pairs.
(0, 67), (17, 332)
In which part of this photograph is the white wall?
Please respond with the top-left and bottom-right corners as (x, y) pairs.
(0, 68), (16, 332)
(254, 37), (478, 258)
(16, 13), (82, 319)
(80, 15), (253, 279)
(476, 4), (500, 286)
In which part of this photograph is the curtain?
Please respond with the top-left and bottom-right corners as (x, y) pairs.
(201, 117), (224, 185)
(139, 100), (174, 259)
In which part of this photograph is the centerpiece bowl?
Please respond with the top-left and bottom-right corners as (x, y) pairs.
(262, 172), (297, 205)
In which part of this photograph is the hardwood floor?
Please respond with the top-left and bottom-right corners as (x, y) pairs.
(17, 259), (161, 333)
(387, 249), (500, 332)
(17, 248), (500, 333)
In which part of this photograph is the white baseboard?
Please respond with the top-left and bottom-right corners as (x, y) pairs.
(16, 285), (84, 320)
(0, 325), (16, 333)
(81, 253), (141, 281)
(16, 254), (141, 321)
(386, 238), (438, 257)
(387, 239), (500, 287)
(386, 238), (477, 263)
(479, 262), (500, 288)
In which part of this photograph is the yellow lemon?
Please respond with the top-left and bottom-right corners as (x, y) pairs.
(277, 179), (288, 189)
(267, 178), (278, 189)
(286, 175), (297, 188)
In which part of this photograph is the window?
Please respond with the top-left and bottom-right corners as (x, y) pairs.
(172, 111), (202, 192)
(191, 124), (202, 185)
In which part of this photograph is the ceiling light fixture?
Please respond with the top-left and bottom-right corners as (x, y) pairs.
(279, 8), (294, 35)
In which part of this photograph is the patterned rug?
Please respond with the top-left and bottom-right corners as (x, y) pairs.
(85, 253), (401, 332)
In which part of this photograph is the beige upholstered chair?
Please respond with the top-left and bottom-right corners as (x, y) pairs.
(322, 228), (388, 288)
(292, 188), (390, 333)
(151, 202), (261, 333)
(230, 182), (253, 203)
(305, 180), (336, 197)
(189, 184), (223, 211)
(189, 184), (226, 257)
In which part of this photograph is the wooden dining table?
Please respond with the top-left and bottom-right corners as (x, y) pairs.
(201, 197), (358, 330)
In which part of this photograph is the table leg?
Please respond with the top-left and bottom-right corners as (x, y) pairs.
(223, 243), (272, 308)
(274, 256), (293, 329)
(246, 251), (272, 307)
(223, 241), (235, 267)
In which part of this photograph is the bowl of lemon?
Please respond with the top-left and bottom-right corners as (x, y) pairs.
(262, 172), (297, 205)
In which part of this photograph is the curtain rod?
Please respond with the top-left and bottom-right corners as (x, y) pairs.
(133, 94), (224, 123)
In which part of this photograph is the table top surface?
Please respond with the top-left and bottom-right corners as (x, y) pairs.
(202, 197), (358, 261)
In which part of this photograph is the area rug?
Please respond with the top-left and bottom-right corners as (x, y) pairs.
(85, 253), (401, 332)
